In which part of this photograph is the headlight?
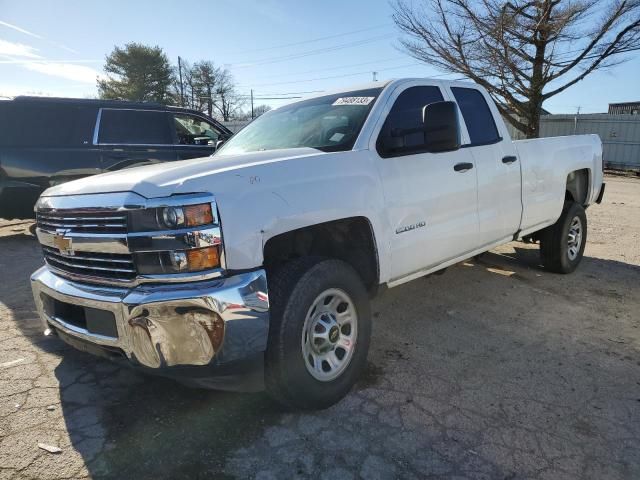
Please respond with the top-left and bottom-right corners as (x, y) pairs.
(161, 206), (185, 229)
(130, 203), (215, 232)
(135, 246), (221, 275)
(127, 196), (224, 277)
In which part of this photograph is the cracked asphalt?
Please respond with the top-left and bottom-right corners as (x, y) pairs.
(1, 174), (639, 480)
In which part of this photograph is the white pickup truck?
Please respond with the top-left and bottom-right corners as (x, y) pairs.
(30, 78), (605, 409)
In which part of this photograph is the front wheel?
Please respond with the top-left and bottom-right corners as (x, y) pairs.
(539, 202), (587, 273)
(265, 258), (371, 410)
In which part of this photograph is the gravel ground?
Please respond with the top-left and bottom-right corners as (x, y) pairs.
(0, 174), (638, 480)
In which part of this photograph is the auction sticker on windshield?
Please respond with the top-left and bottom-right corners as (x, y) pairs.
(332, 97), (375, 106)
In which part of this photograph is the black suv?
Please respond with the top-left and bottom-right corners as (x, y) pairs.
(0, 97), (232, 219)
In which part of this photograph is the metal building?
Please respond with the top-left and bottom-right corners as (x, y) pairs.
(505, 114), (640, 171)
(608, 102), (640, 115)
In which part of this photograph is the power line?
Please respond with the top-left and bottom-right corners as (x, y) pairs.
(551, 45), (640, 66)
(227, 34), (394, 68)
(251, 96), (302, 100)
(226, 24), (391, 55)
(256, 90), (324, 95)
(239, 57), (404, 82)
(244, 62), (452, 88)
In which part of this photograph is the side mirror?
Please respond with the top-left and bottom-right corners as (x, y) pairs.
(215, 139), (225, 150)
(422, 101), (461, 152)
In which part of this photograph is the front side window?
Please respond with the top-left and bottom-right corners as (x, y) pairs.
(376, 86), (444, 157)
(216, 88), (383, 155)
(173, 114), (220, 146)
(98, 109), (171, 145)
(451, 87), (500, 145)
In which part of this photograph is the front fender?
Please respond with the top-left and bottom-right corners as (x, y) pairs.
(210, 150), (389, 281)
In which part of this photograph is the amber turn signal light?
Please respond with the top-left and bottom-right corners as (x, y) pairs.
(184, 203), (214, 227)
(186, 246), (220, 271)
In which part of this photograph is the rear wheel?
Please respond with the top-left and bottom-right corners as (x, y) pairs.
(265, 257), (371, 410)
(539, 202), (587, 273)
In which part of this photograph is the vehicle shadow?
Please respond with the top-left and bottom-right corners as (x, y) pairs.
(53, 352), (281, 478)
(0, 229), (46, 339)
(2, 228), (639, 478)
(48, 249), (640, 478)
(0, 229), (285, 478)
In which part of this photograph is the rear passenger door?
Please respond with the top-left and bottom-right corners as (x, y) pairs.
(448, 86), (521, 245)
(171, 113), (222, 160)
(0, 102), (102, 186)
(96, 109), (176, 172)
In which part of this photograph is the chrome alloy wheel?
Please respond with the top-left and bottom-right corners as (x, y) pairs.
(567, 216), (583, 261)
(301, 288), (358, 382)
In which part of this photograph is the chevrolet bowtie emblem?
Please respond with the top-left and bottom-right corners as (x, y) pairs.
(53, 232), (74, 255)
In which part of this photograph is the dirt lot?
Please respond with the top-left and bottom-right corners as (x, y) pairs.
(0, 174), (638, 480)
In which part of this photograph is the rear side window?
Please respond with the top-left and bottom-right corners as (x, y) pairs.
(0, 103), (97, 147)
(377, 86), (444, 156)
(98, 109), (171, 145)
(451, 87), (500, 145)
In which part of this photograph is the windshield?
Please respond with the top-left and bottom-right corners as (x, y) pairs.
(216, 87), (383, 155)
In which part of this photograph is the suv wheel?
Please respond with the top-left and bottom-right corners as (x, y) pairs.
(265, 257), (371, 410)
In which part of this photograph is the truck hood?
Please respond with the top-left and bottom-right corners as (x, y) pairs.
(42, 148), (322, 198)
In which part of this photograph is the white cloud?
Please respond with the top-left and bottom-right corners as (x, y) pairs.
(0, 19), (78, 54)
(0, 83), (96, 98)
(0, 38), (41, 58)
(0, 58), (98, 65)
(50, 42), (79, 55)
(22, 62), (102, 84)
(0, 20), (43, 39)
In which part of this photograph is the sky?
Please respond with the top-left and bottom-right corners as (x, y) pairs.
(0, 0), (638, 114)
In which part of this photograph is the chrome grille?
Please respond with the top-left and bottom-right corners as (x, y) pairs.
(42, 246), (136, 282)
(37, 211), (127, 234)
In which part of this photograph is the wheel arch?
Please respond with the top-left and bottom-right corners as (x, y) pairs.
(262, 216), (380, 294)
(565, 168), (590, 205)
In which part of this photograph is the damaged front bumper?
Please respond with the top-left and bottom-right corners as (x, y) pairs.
(31, 267), (269, 391)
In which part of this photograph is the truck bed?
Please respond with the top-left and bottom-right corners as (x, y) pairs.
(514, 134), (603, 236)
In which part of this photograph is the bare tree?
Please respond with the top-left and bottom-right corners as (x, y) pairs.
(253, 104), (272, 117)
(173, 58), (195, 108)
(213, 69), (245, 121)
(392, 0), (640, 138)
(234, 104), (273, 121)
(172, 61), (244, 120)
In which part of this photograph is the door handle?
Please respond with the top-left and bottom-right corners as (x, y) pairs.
(108, 152), (128, 159)
(502, 155), (517, 164)
(454, 162), (474, 172)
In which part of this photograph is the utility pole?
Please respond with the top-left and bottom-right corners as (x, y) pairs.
(251, 89), (254, 119)
(372, 71), (378, 82)
(177, 56), (184, 107)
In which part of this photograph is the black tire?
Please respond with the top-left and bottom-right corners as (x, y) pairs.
(265, 257), (372, 410)
(539, 202), (587, 274)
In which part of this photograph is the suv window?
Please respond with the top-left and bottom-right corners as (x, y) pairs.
(0, 103), (97, 147)
(173, 114), (219, 146)
(377, 86), (444, 157)
(451, 87), (500, 145)
(98, 109), (171, 145)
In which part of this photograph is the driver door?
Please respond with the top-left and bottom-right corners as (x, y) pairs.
(374, 84), (480, 282)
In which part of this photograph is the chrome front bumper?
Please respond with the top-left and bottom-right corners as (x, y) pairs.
(31, 267), (269, 385)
